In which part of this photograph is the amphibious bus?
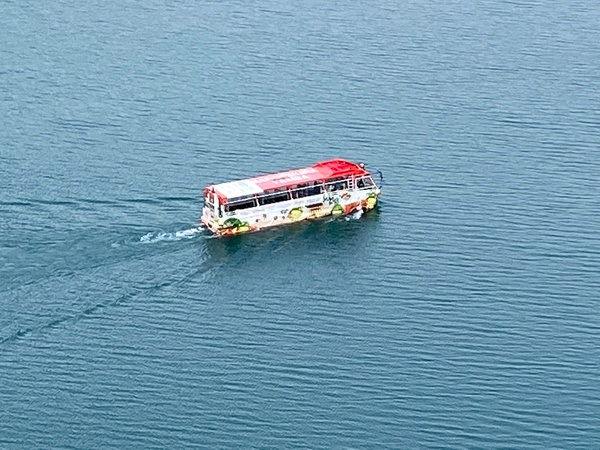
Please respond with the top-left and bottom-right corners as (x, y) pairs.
(201, 159), (382, 236)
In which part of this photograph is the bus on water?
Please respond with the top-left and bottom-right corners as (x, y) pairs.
(201, 159), (382, 236)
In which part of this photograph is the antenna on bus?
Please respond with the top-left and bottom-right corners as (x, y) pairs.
(364, 163), (383, 188)
(376, 168), (384, 187)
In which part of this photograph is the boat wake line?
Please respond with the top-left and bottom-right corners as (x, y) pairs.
(346, 209), (363, 220)
(139, 226), (206, 244)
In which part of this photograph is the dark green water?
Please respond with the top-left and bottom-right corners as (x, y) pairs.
(2, 0), (600, 447)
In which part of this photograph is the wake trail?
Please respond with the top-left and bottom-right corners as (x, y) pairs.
(139, 226), (207, 244)
(346, 209), (364, 221)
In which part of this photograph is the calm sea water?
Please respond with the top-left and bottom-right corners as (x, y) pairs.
(2, 0), (600, 447)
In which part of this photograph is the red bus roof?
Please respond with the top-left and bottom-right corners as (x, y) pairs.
(208, 159), (369, 200)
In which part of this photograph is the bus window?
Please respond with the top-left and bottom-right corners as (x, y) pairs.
(306, 182), (323, 196)
(356, 177), (374, 189)
(259, 189), (291, 206)
(291, 184), (308, 199)
(292, 182), (323, 199)
(224, 196), (257, 212)
(204, 192), (215, 208)
(325, 177), (349, 192)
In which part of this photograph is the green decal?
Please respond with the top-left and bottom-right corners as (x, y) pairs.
(224, 218), (242, 228)
(223, 218), (249, 230)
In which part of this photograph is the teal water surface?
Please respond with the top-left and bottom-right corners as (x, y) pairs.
(1, 0), (600, 448)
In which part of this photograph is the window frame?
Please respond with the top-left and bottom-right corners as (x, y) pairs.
(223, 195), (258, 213)
(258, 188), (291, 206)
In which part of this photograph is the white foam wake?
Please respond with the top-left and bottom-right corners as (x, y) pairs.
(346, 209), (363, 221)
(139, 226), (204, 243)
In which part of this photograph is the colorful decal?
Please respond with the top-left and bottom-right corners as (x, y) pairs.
(331, 204), (344, 215)
(288, 207), (303, 220)
(344, 201), (361, 214)
(223, 217), (242, 228)
(223, 217), (250, 232)
(366, 193), (377, 209)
